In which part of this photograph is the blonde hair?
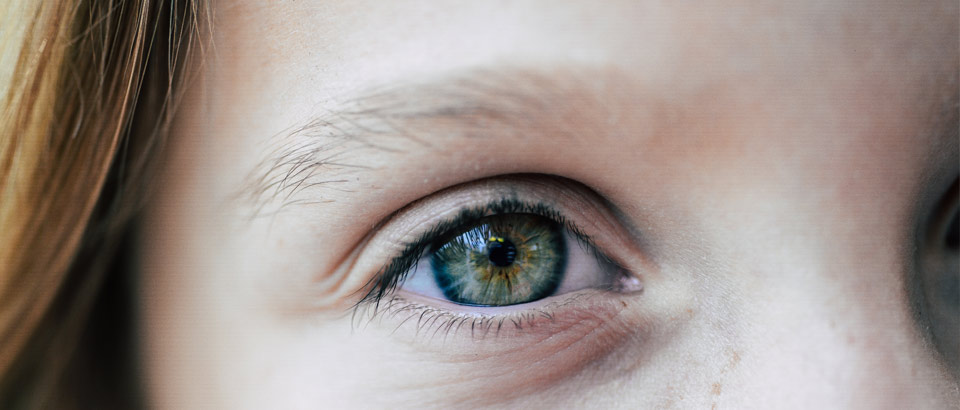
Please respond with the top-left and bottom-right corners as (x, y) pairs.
(0, 0), (204, 406)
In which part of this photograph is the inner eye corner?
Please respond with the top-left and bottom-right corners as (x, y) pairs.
(936, 176), (960, 249)
(946, 208), (959, 250)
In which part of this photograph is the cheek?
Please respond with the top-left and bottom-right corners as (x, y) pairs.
(344, 274), (694, 407)
(357, 297), (647, 407)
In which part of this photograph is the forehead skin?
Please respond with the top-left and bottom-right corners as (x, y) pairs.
(142, 0), (959, 408)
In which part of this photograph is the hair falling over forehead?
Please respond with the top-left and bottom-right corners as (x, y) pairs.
(0, 0), (206, 407)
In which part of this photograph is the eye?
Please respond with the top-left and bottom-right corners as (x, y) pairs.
(351, 176), (646, 340)
(428, 214), (566, 306)
(400, 213), (628, 307)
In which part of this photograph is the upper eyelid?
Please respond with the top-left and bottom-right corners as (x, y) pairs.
(348, 175), (649, 308)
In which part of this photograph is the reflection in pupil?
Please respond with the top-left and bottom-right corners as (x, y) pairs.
(487, 238), (517, 267)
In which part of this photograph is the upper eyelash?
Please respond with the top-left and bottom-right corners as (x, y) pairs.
(351, 197), (597, 313)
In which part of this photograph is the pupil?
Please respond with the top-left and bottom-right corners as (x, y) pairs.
(487, 239), (517, 267)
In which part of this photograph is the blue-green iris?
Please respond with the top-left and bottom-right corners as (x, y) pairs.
(430, 214), (567, 306)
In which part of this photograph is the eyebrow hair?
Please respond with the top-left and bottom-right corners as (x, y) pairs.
(236, 69), (622, 218)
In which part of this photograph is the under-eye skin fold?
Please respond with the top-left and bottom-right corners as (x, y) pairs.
(352, 180), (644, 340)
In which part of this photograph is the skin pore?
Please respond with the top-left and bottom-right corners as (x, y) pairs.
(141, 1), (959, 408)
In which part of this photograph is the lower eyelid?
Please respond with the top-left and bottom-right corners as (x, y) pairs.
(356, 291), (660, 402)
(367, 289), (632, 343)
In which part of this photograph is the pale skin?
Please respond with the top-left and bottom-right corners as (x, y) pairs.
(141, 1), (959, 408)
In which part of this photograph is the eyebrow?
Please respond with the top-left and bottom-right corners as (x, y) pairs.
(237, 67), (960, 219)
(237, 69), (621, 217)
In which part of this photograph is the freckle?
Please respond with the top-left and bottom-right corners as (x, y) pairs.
(621, 301), (627, 307)
(711, 382), (722, 395)
(711, 403), (717, 410)
(685, 308), (693, 314)
(725, 350), (741, 370)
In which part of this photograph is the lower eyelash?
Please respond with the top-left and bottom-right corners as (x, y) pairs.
(353, 294), (596, 341)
